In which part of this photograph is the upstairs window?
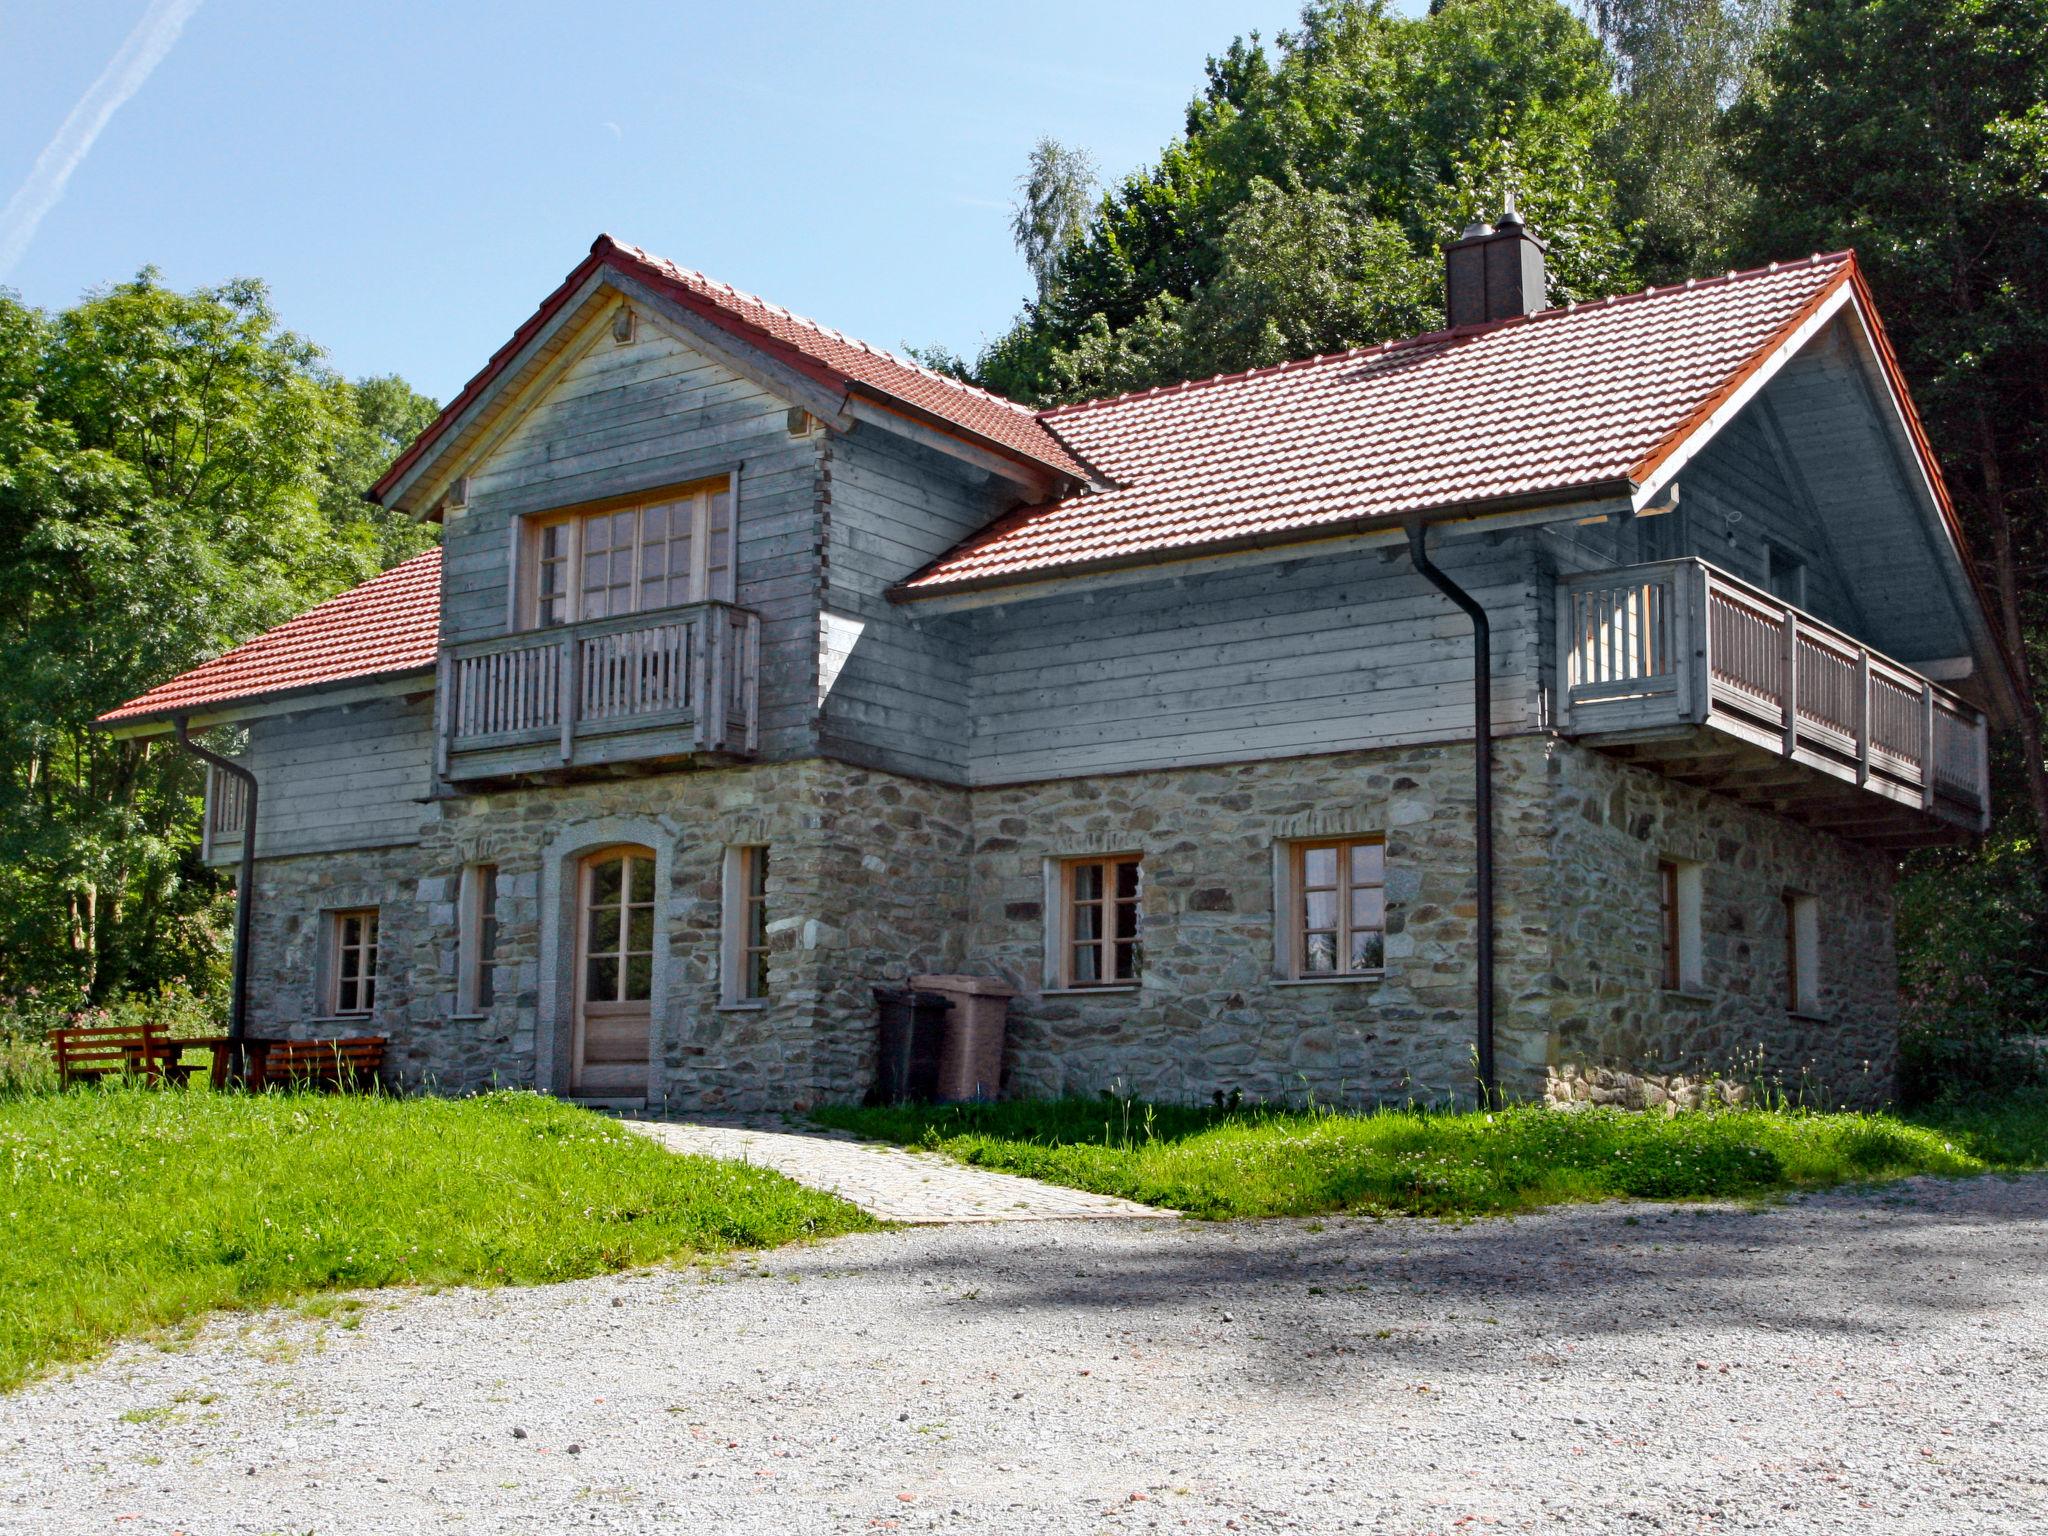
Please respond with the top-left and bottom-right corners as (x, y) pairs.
(524, 479), (734, 627)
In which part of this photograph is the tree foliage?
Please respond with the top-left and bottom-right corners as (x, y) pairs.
(976, 0), (1636, 404)
(0, 273), (436, 1017)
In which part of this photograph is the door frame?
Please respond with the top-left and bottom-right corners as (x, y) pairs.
(535, 818), (673, 1102)
(569, 844), (657, 1095)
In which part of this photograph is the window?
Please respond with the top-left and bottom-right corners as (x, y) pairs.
(524, 479), (734, 627)
(1052, 854), (1142, 988)
(722, 846), (770, 1004)
(1766, 542), (1807, 607)
(459, 863), (498, 1013)
(1285, 839), (1386, 978)
(1658, 859), (1703, 992)
(1785, 892), (1820, 1015)
(327, 909), (380, 1016)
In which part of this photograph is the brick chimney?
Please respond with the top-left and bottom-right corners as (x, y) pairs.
(1443, 194), (1548, 328)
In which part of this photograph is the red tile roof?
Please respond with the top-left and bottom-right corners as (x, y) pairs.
(97, 548), (441, 727)
(371, 235), (1089, 505)
(900, 254), (1857, 593)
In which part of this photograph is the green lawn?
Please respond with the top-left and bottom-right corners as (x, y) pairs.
(811, 1093), (2048, 1221)
(0, 1086), (870, 1389)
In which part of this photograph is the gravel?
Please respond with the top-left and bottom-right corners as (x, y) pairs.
(2, 1174), (2044, 1534)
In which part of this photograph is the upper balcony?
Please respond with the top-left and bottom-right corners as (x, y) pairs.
(437, 601), (760, 784)
(1557, 559), (1989, 846)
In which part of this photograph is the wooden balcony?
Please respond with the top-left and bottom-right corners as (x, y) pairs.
(1557, 559), (1989, 845)
(200, 763), (249, 861)
(438, 601), (760, 784)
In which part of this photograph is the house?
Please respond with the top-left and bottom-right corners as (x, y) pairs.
(98, 217), (2019, 1112)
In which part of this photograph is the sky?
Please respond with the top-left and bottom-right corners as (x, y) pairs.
(1, 0), (1320, 403)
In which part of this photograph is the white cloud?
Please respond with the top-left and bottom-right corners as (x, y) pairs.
(0, 0), (204, 280)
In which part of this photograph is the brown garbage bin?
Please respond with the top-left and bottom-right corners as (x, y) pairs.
(912, 973), (1016, 1103)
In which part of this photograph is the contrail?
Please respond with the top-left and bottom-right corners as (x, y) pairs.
(0, 0), (204, 280)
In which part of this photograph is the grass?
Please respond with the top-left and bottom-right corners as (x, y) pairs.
(0, 1085), (871, 1390)
(811, 1093), (2048, 1221)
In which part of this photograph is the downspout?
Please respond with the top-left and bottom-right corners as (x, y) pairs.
(1403, 521), (1497, 1103)
(174, 717), (257, 1078)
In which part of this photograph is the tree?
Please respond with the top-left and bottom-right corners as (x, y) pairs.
(1726, 0), (2048, 844)
(1010, 138), (1099, 302)
(978, 0), (1636, 404)
(1583, 0), (1779, 282)
(0, 273), (437, 1015)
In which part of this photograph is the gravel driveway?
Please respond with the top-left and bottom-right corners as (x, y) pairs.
(3, 1175), (2044, 1534)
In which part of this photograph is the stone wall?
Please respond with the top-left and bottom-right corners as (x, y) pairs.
(240, 738), (1901, 1111)
(962, 741), (1556, 1107)
(1537, 743), (1899, 1109)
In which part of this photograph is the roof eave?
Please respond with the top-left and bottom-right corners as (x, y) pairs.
(95, 666), (438, 740)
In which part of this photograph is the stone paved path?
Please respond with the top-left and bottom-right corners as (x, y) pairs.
(626, 1117), (1172, 1223)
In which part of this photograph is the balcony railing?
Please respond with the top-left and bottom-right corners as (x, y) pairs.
(439, 601), (759, 780)
(1558, 559), (1988, 833)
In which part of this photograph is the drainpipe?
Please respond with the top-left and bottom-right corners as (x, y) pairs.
(174, 717), (257, 1079)
(1404, 521), (1497, 1103)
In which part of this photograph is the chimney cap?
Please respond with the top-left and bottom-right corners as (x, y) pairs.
(1497, 190), (1525, 231)
(1459, 216), (1494, 241)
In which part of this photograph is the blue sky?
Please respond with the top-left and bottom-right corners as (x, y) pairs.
(2, 1), (1322, 402)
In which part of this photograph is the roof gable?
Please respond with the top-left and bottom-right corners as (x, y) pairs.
(371, 236), (1090, 516)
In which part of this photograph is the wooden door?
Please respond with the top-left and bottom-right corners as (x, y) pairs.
(572, 846), (655, 1094)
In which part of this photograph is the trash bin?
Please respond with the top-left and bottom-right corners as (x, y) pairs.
(912, 974), (1017, 1103)
(871, 986), (950, 1105)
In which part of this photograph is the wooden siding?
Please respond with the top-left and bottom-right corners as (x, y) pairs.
(960, 536), (1543, 784)
(818, 425), (1014, 780)
(210, 693), (436, 863)
(446, 315), (822, 761)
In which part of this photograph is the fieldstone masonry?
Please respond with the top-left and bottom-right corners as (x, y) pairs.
(238, 735), (1900, 1112)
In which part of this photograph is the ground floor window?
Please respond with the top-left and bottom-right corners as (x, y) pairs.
(327, 908), (380, 1016)
(1659, 859), (1704, 991)
(1785, 891), (1820, 1014)
(459, 863), (498, 1012)
(1285, 838), (1386, 978)
(1052, 854), (1142, 988)
(722, 845), (770, 1003)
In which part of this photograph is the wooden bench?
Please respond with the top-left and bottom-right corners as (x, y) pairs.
(255, 1036), (387, 1092)
(48, 1024), (194, 1089)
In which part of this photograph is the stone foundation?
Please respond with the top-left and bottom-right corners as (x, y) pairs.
(238, 737), (1903, 1111)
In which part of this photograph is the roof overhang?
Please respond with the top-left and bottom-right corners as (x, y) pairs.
(96, 668), (435, 741)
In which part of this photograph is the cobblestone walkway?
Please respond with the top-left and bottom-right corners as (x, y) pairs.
(626, 1118), (1172, 1223)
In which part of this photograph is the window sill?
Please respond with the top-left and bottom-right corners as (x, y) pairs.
(448, 1012), (490, 1023)
(1661, 989), (1714, 1004)
(307, 1016), (377, 1028)
(1788, 1009), (1831, 1024)
(717, 999), (769, 1013)
(1273, 973), (1385, 988)
(1040, 985), (1142, 998)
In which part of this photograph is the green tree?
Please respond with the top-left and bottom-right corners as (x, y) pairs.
(0, 273), (437, 1015)
(1584, 0), (1779, 282)
(1010, 138), (1100, 302)
(980, 0), (1636, 405)
(1726, 0), (2048, 840)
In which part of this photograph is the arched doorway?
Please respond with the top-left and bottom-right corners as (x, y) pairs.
(572, 845), (656, 1094)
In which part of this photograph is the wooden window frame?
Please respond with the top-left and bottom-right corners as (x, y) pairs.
(1785, 891), (1821, 1016)
(579, 847), (657, 1008)
(1660, 859), (1704, 993)
(1284, 838), (1387, 981)
(721, 845), (770, 1006)
(518, 475), (737, 630)
(458, 863), (498, 1014)
(326, 908), (380, 1018)
(1049, 854), (1142, 990)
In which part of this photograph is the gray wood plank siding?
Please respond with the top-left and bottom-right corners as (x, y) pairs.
(959, 535), (1543, 784)
(445, 319), (824, 760)
(225, 693), (436, 861)
(817, 427), (1016, 780)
